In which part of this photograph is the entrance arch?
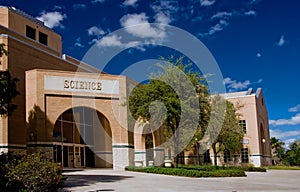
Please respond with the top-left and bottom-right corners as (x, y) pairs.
(52, 106), (113, 168)
(134, 121), (165, 166)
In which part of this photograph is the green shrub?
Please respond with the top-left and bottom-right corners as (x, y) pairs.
(125, 166), (246, 177)
(1, 152), (64, 192)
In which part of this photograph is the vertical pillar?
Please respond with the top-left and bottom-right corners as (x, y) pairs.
(154, 147), (165, 166)
(112, 143), (134, 170)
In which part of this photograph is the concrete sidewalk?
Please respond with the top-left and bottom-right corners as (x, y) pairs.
(62, 169), (300, 192)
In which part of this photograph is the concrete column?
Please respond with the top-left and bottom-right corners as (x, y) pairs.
(112, 143), (134, 170)
(154, 147), (165, 166)
(134, 150), (146, 167)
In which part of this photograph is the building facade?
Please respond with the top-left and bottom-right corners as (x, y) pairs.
(0, 6), (271, 170)
(220, 89), (272, 167)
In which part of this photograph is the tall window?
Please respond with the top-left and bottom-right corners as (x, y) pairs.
(39, 31), (48, 45)
(224, 149), (231, 163)
(204, 150), (211, 164)
(241, 148), (249, 163)
(239, 120), (247, 133)
(26, 25), (36, 40)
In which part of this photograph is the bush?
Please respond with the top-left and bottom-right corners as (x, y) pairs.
(125, 166), (246, 177)
(177, 164), (266, 172)
(0, 152), (64, 192)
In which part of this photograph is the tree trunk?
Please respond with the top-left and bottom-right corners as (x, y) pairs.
(212, 143), (218, 166)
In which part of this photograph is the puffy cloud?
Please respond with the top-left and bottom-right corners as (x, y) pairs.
(88, 26), (105, 36)
(120, 13), (166, 38)
(207, 19), (229, 35)
(244, 10), (256, 16)
(276, 35), (286, 47)
(270, 129), (300, 148)
(269, 113), (300, 126)
(36, 11), (66, 29)
(223, 77), (250, 91)
(256, 53), (262, 58)
(211, 12), (232, 20)
(289, 104), (300, 112)
(200, 0), (215, 6)
(151, 0), (178, 24)
(123, 0), (139, 7)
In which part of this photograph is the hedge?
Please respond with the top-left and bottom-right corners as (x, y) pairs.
(178, 165), (267, 172)
(125, 166), (246, 177)
(0, 152), (64, 192)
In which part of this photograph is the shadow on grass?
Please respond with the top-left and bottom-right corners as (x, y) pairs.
(63, 174), (134, 188)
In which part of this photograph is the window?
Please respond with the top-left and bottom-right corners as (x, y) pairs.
(239, 120), (247, 133)
(224, 149), (231, 163)
(26, 25), (36, 40)
(204, 150), (211, 164)
(241, 148), (249, 163)
(39, 31), (48, 45)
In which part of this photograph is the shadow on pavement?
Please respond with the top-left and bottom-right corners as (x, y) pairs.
(63, 174), (134, 188)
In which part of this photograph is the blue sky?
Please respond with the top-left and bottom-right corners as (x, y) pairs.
(1, 0), (300, 146)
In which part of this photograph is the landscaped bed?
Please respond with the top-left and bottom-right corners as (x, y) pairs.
(125, 166), (247, 178)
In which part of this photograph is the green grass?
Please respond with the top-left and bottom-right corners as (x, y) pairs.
(266, 165), (300, 170)
(125, 166), (246, 178)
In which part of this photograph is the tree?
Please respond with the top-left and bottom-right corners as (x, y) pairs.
(270, 137), (285, 165)
(0, 43), (19, 116)
(209, 95), (244, 166)
(129, 55), (211, 167)
(284, 140), (300, 166)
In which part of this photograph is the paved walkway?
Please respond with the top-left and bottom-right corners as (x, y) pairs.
(62, 169), (300, 192)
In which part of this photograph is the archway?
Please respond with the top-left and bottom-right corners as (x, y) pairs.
(52, 107), (112, 168)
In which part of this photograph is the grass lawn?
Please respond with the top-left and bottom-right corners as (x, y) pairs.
(266, 165), (300, 170)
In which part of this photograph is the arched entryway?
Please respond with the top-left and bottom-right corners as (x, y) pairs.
(52, 107), (112, 168)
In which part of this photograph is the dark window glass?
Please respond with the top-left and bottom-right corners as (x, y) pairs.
(224, 149), (231, 163)
(26, 25), (36, 40)
(241, 148), (249, 163)
(204, 150), (211, 164)
(239, 120), (247, 134)
(39, 31), (48, 45)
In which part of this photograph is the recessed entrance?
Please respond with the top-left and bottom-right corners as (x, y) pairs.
(52, 107), (112, 168)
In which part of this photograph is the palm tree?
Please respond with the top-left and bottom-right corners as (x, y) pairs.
(270, 137), (285, 165)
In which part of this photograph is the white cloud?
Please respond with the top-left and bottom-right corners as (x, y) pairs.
(269, 113), (300, 126)
(223, 77), (263, 92)
(207, 19), (229, 35)
(53, 5), (64, 10)
(92, 35), (142, 50)
(223, 77), (250, 91)
(200, 0), (215, 6)
(123, 0), (139, 7)
(211, 12), (232, 20)
(120, 13), (166, 38)
(91, 0), (106, 3)
(154, 12), (171, 24)
(74, 37), (84, 48)
(88, 26), (105, 36)
(73, 4), (86, 9)
(94, 35), (123, 47)
(289, 104), (300, 112)
(276, 35), (286, 47)
(36, 11), (66, 29)
(256, 53), (262, 57)
(151, 0), (178, 25)
(270, 129), (300, 139)
(244, 10), (256, 16)
(270, 129), (300, 148)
